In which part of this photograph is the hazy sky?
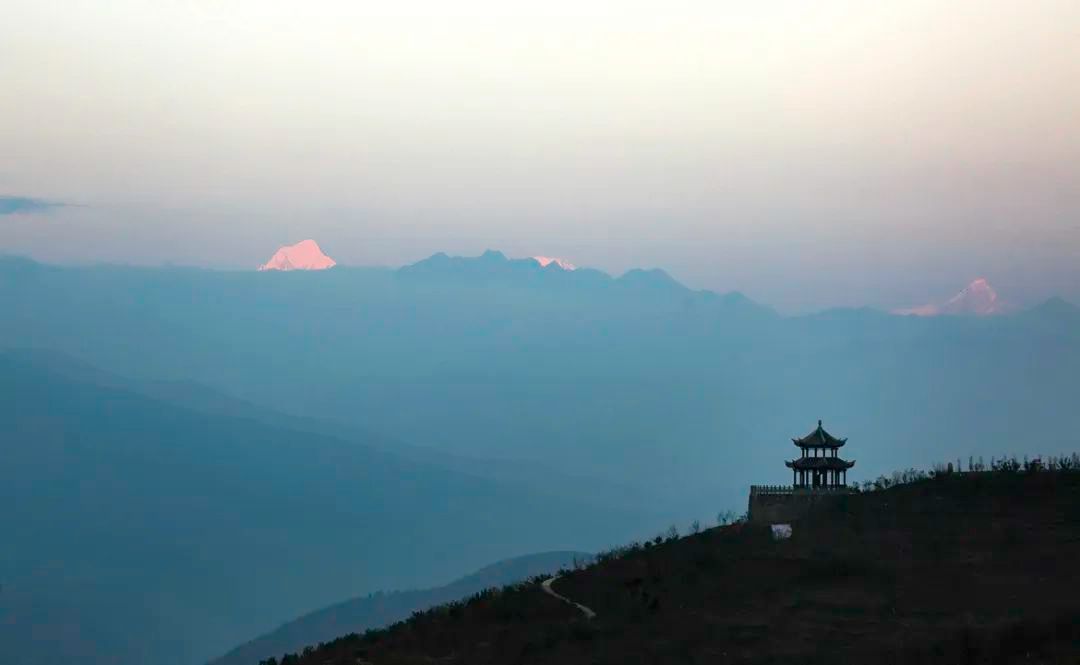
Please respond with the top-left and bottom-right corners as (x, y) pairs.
(2, 0), (1078, 311)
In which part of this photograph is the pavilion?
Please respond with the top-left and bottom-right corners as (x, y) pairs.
(785, 420), (855, 489)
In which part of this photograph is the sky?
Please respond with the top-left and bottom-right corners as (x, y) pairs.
(1, 0), (1078, 312)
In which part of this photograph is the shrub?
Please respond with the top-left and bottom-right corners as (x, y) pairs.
(717, 510), (738, 526)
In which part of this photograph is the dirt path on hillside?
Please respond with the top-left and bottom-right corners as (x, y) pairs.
(541, 576), (597, 620)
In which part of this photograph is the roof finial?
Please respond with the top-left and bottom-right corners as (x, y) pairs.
(818, 419), (822, 428)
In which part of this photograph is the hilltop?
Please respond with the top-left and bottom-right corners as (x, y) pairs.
(274, 470), (1080, 664)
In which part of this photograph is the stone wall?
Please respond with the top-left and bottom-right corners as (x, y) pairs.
(747, 486), (850, 524)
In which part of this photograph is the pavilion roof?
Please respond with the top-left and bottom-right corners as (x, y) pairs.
(785, 457), (855, 470)
(792, 420), (847, 448)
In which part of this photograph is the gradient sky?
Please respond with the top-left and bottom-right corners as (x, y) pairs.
(2, 0), (1078, 312)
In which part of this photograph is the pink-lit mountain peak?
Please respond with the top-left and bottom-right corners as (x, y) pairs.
(258, 239), (337, 271)
(942, 278), (1001, 314)
(895, 278), (1006, 317)
(532, 256), (577, 271)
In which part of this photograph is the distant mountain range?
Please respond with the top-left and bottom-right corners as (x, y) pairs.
(256, 246), (1022, 320)
(258, 241), (579, 275)
(391, 250), (778, 329)
(209, 551), (591, 665)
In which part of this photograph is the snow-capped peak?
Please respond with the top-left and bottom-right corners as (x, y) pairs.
(258, 239), (337, 272)
(532, 256), (577, 271)
(894, 278), (1006, 317)
(941, 278), (1001, 315)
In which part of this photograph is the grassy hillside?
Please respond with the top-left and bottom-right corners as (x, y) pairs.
(275, 470), (1080, 664)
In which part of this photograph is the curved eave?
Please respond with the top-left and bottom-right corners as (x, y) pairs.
(792, 438), (847, 448)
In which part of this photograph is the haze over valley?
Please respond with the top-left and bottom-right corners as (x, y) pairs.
(2, 1), (1079, 663)
(2, 248), (1078, 663)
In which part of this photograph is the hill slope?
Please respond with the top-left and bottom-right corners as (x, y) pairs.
(210, 551), (591, 665)
(280, 471), (1080, 664)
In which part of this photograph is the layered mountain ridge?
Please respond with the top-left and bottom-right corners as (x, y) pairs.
(255, 248), (1055, 319)
(0, 349), (635, 665)
(1, 255), (1079, 665)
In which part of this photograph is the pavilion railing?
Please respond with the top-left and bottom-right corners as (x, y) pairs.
(750, 485), (853, 496)
(750, 485), (794, 496)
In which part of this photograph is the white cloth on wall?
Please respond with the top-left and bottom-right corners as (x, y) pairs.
(770, 524), (793, 540)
